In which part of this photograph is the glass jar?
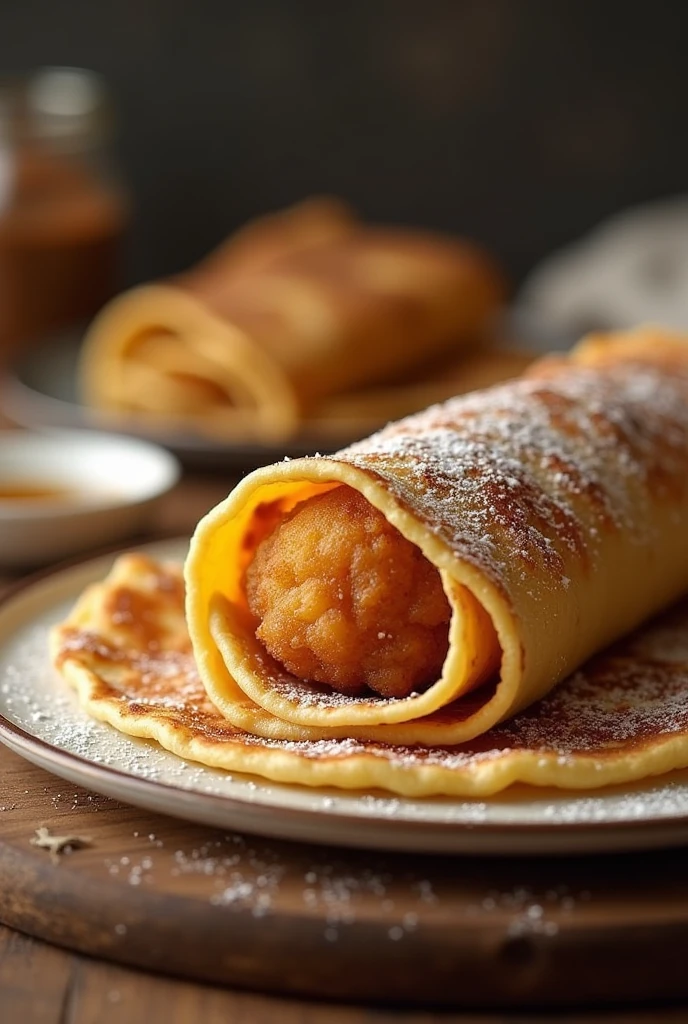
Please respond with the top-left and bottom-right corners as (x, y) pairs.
(0, 67), (129, 364)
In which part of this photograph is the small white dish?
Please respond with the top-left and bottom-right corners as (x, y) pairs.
(0, 429), (180, 566)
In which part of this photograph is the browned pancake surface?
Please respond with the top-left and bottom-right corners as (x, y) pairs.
(51, 553), (688, 794)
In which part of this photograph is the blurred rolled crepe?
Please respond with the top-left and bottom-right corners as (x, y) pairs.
(79, 198), (508, 442)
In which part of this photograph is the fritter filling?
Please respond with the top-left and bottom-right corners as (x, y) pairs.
(245, 486), (451, 698)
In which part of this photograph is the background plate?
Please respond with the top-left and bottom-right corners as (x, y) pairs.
(0, 333), (350, 471)
(2, 538), (688, 855)
(0, 317), (557, 472)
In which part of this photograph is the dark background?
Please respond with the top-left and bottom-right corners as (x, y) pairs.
(3, 0), (687, 287)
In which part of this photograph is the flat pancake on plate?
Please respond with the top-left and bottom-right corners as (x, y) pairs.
(51, 552), (688, 798)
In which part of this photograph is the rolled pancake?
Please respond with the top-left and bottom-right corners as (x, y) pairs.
(79, 197), (504, 442)
(184, 327), (688, 745)
(51, 553), (688, 796)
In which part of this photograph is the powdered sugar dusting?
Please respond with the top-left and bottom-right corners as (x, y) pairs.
(335, 363), (688, 592)
(261, 658), (422, 711)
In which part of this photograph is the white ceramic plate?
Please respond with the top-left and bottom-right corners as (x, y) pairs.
(3, 538), (688, 855)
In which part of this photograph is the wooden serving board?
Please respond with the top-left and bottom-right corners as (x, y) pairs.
(2, 742), (688, 1011)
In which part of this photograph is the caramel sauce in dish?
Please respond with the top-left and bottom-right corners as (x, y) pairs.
(0, 481), (99, 506)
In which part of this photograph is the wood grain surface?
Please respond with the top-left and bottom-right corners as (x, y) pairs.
(3, 742), (688, 1012)
(6, 925), (688, 1024)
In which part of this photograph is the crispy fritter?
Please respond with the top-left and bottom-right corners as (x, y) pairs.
(244, 486), (451, 698)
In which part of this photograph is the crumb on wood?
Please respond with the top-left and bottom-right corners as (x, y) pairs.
(30, 827), (93, 863)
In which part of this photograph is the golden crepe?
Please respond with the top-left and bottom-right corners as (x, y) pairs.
(79, 197), (505, 442)
(51, 551), (688, 797)
(50, 326), (688, 796)
(182, 327), (688, 747)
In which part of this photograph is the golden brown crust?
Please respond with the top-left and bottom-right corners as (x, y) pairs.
(181, 196), (358, 297)
(335, 344), (688, 589)
(201, 227), (505, 405)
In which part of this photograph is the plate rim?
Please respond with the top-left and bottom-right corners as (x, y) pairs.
(2, 541), (688, 849)
(4, 707), (688, 841)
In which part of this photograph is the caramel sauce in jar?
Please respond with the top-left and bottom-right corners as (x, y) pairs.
(0, 68), (128, 364)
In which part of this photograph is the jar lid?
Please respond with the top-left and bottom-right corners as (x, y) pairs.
(0, 67), (113, 149)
